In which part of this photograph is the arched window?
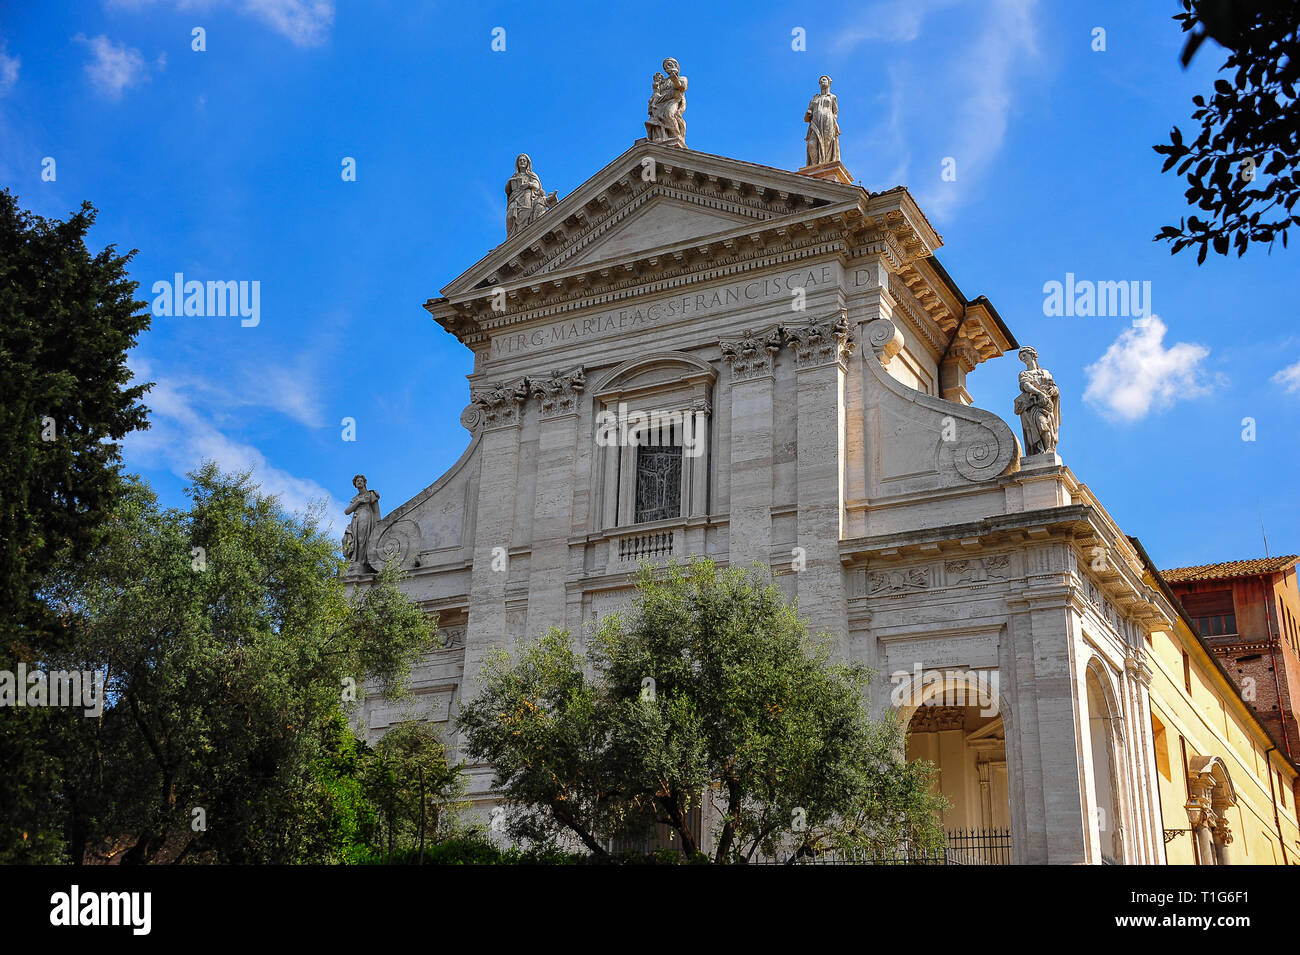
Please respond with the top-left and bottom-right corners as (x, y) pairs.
(592, 353), (715, 530)
(1086, 665), (1125, 864)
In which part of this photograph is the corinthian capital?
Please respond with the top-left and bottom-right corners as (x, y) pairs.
(785, 312), (854, 368)
(531, 365), (586, 417)
(720, 326), (783, 381)
(470, 376), (530, 427)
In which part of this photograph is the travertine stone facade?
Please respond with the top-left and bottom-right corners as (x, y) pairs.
(348, 138), (1286, 864)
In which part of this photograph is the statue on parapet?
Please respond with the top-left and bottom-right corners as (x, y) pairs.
(505, 153), (558, 237)
(804, 75), (841, 166)
(1013, 346), (1061, 456)
(343, 474), (381, 571)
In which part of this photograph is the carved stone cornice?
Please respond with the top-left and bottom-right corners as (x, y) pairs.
(720, 326), (783, 381)
(469, 377), (530, 428)
(785, 313), (854, 368)
(947, 337), (982, 373)
(429, 146), (944, 354)
(530, 365), (586, 418)
(888, 271), (949, 355)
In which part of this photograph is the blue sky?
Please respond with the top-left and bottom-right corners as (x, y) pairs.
(1, 0), (1296, 570)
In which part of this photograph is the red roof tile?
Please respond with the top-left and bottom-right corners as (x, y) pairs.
(1161, 556), (1299, 583)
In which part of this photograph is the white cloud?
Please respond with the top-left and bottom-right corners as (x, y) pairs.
(1273, 359), (1300, 394)
(832, 0), (962, 47)
(126, 357), (345, 534)
(832, 0), (1040, 219)
(243, 0), (333, 47)
(921, 0), (1038, 219)
(1083, 317), (1213, 421)
(75, 34), (149, 99)
(107, 0), (334, 47)
(0, 50), (19, 96)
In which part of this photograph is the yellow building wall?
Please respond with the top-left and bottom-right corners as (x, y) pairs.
(1146, 616), (1300, 864)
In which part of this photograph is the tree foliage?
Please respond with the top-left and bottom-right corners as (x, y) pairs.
(1154, 0), (1300, 261)
(0, 190), (152, 862)
(8, 464), (449, 864)
(0, 190), (152, 642)
(457, 559), (945, 863)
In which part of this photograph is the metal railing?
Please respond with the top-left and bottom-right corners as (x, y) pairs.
(617, 530), (675, 563)
(755, 828), (1014, 865)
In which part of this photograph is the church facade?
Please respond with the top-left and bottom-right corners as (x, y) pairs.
(347, 67), (1300, 864)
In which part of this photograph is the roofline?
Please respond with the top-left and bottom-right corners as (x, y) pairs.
(1129, 535), (1300, 775)
(1161, 556), (1300, 584)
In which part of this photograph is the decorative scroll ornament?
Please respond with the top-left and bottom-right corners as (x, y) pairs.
(460, 402), (486, 436)
(863, 317), (904, 366)
(530, 365), (586, 417)
(942, 419), (1014, 482)
(785, 312), (854, 368)
(375, 518), (422, 569)
(720, 326), (783, 381)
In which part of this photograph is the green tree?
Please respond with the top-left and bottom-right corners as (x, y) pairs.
(0, 190), (151, 641)
(361, 721), (467, 863)
(30, 464), (444, 864)
(1154, 0), (1300, 261)
(0, 191), (152, 862)
(304, 714), (466, 864)
(457, 559), (945, 863)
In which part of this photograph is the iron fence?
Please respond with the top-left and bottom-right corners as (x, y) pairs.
(752, 827), (1013, 865)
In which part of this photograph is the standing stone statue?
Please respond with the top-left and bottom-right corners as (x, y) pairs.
(343, 474), (381, 571)
(645, 58), (687, 148)
(1013, 346), (1061, 456)
(804, 75), (841, 166)
(504, 154), (557, 237)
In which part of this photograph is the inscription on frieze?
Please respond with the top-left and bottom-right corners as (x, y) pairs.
(488, 263), (879, 358)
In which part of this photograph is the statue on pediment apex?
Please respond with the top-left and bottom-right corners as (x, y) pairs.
(646, 58), (688, 148)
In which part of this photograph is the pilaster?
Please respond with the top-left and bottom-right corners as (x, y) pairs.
(721, 327), (781, 571)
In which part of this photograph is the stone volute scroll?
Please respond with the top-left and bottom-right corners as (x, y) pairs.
(504, 153), (558, 237)
(859, 316), (1018, 487)
(804, 75), (840, 166)
(863, 317), (904, 366)
(645, 57), (688, 148)
(343, 474), (381, 572)
(1013, 346), (1061, 456)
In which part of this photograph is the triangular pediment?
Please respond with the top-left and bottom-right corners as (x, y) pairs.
(542, 193), (769, 272)
(439, 140), (863, 298)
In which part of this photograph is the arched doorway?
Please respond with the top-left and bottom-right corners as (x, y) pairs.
(901, 670), (1012, 863)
